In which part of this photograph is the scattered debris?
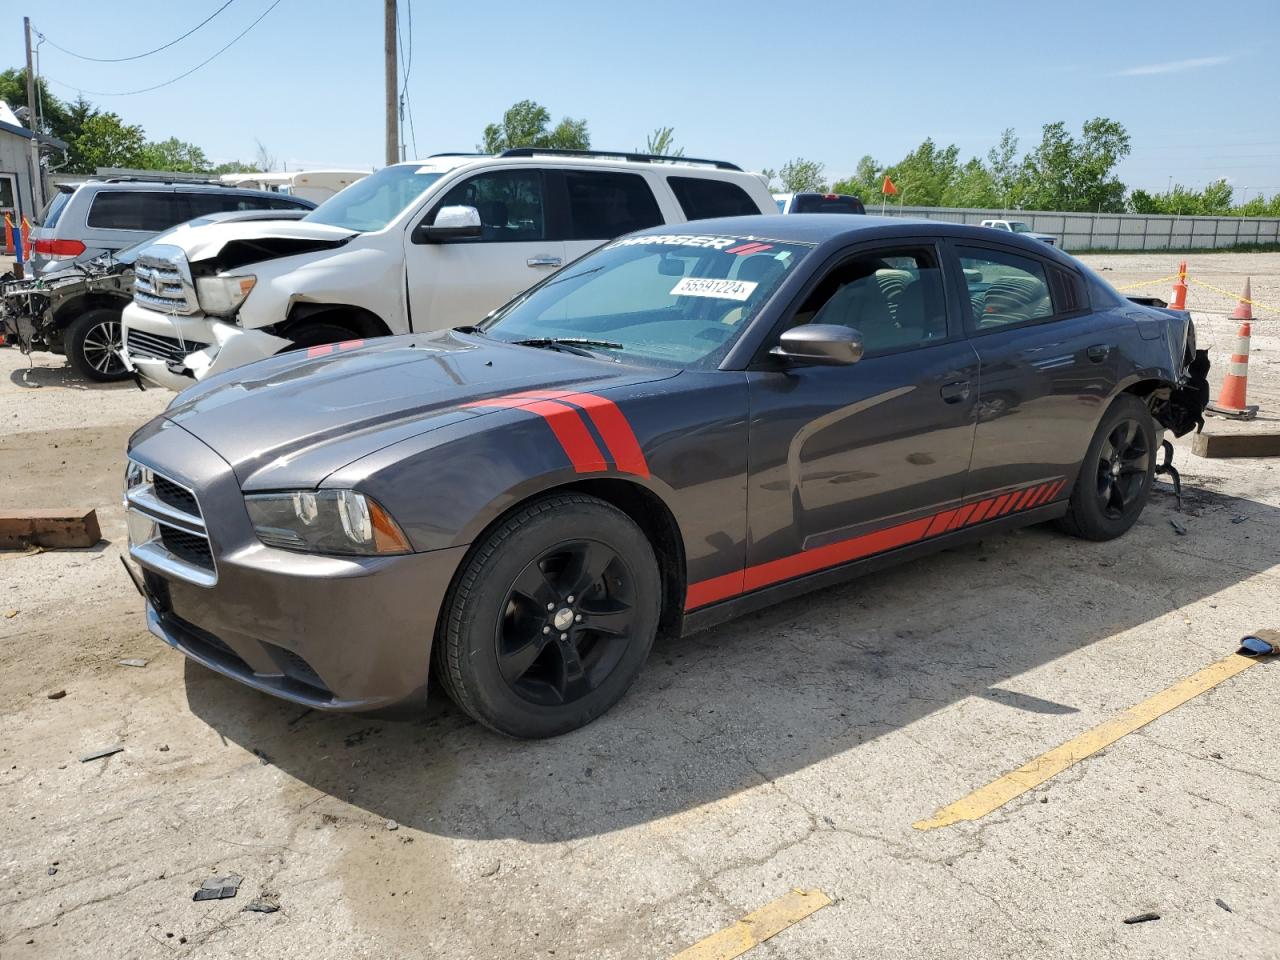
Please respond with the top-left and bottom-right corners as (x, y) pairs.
(822, 815), (835, 826)
(115, 658), (148, 668)
(193, 875), (243, 902)
(47, 866), (57, 875)
(47, 690), (66, 700)
(243, 895), (280, 914)
(1209, 752), (1224, 760)
(1039, 796), (1049, 804)
(1168, 517), (1187, 536)
(79, 745), (124, 763)
(1215, 898), (1233, 913)
(1123, 912), (1161, 925)
(4, 609), (17, 618)
(252, 748), (271, 765)
(158, 745), (170, 752)
(1231, 515), (1247, 524)
(480, 860), (501, 878)
(385, 819), (399, 831)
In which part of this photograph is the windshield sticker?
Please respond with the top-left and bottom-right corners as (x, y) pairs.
(724, 242), (774, 256)
(606, 234), (738, 251)
(670, 277), (759, 301)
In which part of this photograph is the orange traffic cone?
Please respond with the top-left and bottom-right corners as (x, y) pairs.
(1206, 278), (1259, 420)
(1170, 260), (1188, 310)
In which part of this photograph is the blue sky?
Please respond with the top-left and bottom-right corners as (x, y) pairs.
(10, 0), (1279, 198)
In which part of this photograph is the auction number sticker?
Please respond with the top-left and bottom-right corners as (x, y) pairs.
(670, 277), (758, 301)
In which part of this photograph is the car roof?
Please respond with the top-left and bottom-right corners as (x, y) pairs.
(629, 214), (1073, 259)
(392, 154), (763, 179)
(71, 180), (304, 197)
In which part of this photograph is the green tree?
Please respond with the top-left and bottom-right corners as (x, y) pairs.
(72, 113), (147, 171)
(885, 138), (959, 206)
(139, 137), (211, 173)
(986, 128), (1021, 206)
(777, 157), (827, 192)
(1019, 118), (1130, 212)
(641, 126), (683, 157)
(832, 155), (883, 201)
(480, 100), (590, 153)
(941, 157), (1000, 208)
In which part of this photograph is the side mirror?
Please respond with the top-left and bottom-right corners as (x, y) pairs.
(413, 205), (482, 243)
(771, 324), (864, 366)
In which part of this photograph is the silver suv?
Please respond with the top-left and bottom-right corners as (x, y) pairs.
(30, 179), (314, 277)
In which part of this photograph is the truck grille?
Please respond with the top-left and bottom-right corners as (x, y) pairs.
(126, 328), (209, 363)
(126, 462), (217, 587)
(134, 246), (197, 315)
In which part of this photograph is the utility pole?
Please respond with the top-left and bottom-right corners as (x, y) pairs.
(23, 16), (44, 214)
(384, 0), (398, 167)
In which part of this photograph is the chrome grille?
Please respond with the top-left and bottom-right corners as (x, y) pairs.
(126, 328), (209, 363)
(133, 245), (197, 315)
(125, 462), (217, 587)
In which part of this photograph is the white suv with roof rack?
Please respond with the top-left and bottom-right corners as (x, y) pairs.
(121, 148), (775, 390)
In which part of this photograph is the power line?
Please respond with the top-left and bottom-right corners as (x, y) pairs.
(398, 0), (417, 159)
(35, 1), (239, 64)
(43, 0), (283, 97)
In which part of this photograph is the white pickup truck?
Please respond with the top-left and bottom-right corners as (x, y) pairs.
(980, 219), (1058, 246)
(122, 150), (776, 390)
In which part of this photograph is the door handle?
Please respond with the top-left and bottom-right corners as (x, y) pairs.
(526, 256), (562, 268)
(1087, 343), (1112, 363)
(940, 379), (971, 403)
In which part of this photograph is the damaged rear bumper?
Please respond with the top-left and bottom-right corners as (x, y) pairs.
(122, 301), (289, 391)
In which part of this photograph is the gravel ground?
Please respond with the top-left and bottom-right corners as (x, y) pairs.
(1, 253), (1277, 959)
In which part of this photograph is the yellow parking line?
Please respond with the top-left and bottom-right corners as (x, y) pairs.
(672, 889), (832, 960)
(914, 652), (1270, 831)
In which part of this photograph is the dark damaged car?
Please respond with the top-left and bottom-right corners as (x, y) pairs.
(2, 209), (312, 382)
(123, 216), (1210, 738)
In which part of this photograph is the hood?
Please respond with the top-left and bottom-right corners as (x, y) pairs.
(149, 217), (356, 268)
(164, 330), (678, 489)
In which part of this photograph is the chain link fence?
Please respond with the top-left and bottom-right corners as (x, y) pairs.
(868, 205), (1280, 253)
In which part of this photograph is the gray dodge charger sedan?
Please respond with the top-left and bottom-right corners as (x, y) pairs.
(123, 216), (1209, 738)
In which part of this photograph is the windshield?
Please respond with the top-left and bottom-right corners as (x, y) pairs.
(303, 165), (443, 232)
(1009, 222), (1032, 233)
(482, 233), (813, 368)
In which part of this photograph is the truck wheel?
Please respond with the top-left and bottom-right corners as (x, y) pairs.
(435, 493), (661, 739)
(66, 308), (130, 382)
(1057, 394), (1157, 541)
(280, 322), (358, 352)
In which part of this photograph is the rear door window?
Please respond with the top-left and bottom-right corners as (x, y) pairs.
(563, 170), (662, 240)
(956, 246), (1056, 330)
(667, 176), (759, 220)
(432, 169), (546, 242)
(86, 191), (184, 232)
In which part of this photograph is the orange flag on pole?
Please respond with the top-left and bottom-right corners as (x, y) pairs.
(881, 175), (899, 196)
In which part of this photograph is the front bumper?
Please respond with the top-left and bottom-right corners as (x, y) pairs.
(122, 301), (289, 391)
(127, 418), (470, 711)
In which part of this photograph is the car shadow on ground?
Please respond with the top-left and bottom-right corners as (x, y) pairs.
(184, 480), (1276, 843)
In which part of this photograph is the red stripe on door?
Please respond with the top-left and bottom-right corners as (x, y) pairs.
(686, 478), (1064, 611)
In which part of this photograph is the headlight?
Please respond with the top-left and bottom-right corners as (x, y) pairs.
(244, 490), (411, 556)
(195, 274), (256, 316)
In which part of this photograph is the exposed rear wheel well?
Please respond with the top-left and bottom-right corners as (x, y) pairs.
(279, 303), (392, 341)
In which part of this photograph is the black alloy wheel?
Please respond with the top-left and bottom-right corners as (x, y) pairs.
(1095, 417), (1150, 520)
(497, 539), (637, 707)
(435, 493), (661, 738)
(1058, 393), (1157, 541)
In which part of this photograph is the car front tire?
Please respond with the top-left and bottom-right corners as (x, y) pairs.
(434, 493), (661, 739)
(66, 308), (130, 382)
(1058, 394), (1157, 541)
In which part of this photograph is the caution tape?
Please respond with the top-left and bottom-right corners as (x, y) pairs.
(1188, 277), (1278, 316)
(1113, 273), (1181, 291)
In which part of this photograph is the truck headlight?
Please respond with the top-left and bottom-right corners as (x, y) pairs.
(195, 275), (257, 316)
(245, 490), (411, 556)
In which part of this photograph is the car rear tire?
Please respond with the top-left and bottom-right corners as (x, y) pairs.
(65, 308), (129, 382)
(1057, 394), (1157, 541)
(434, 493), (661, 739)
